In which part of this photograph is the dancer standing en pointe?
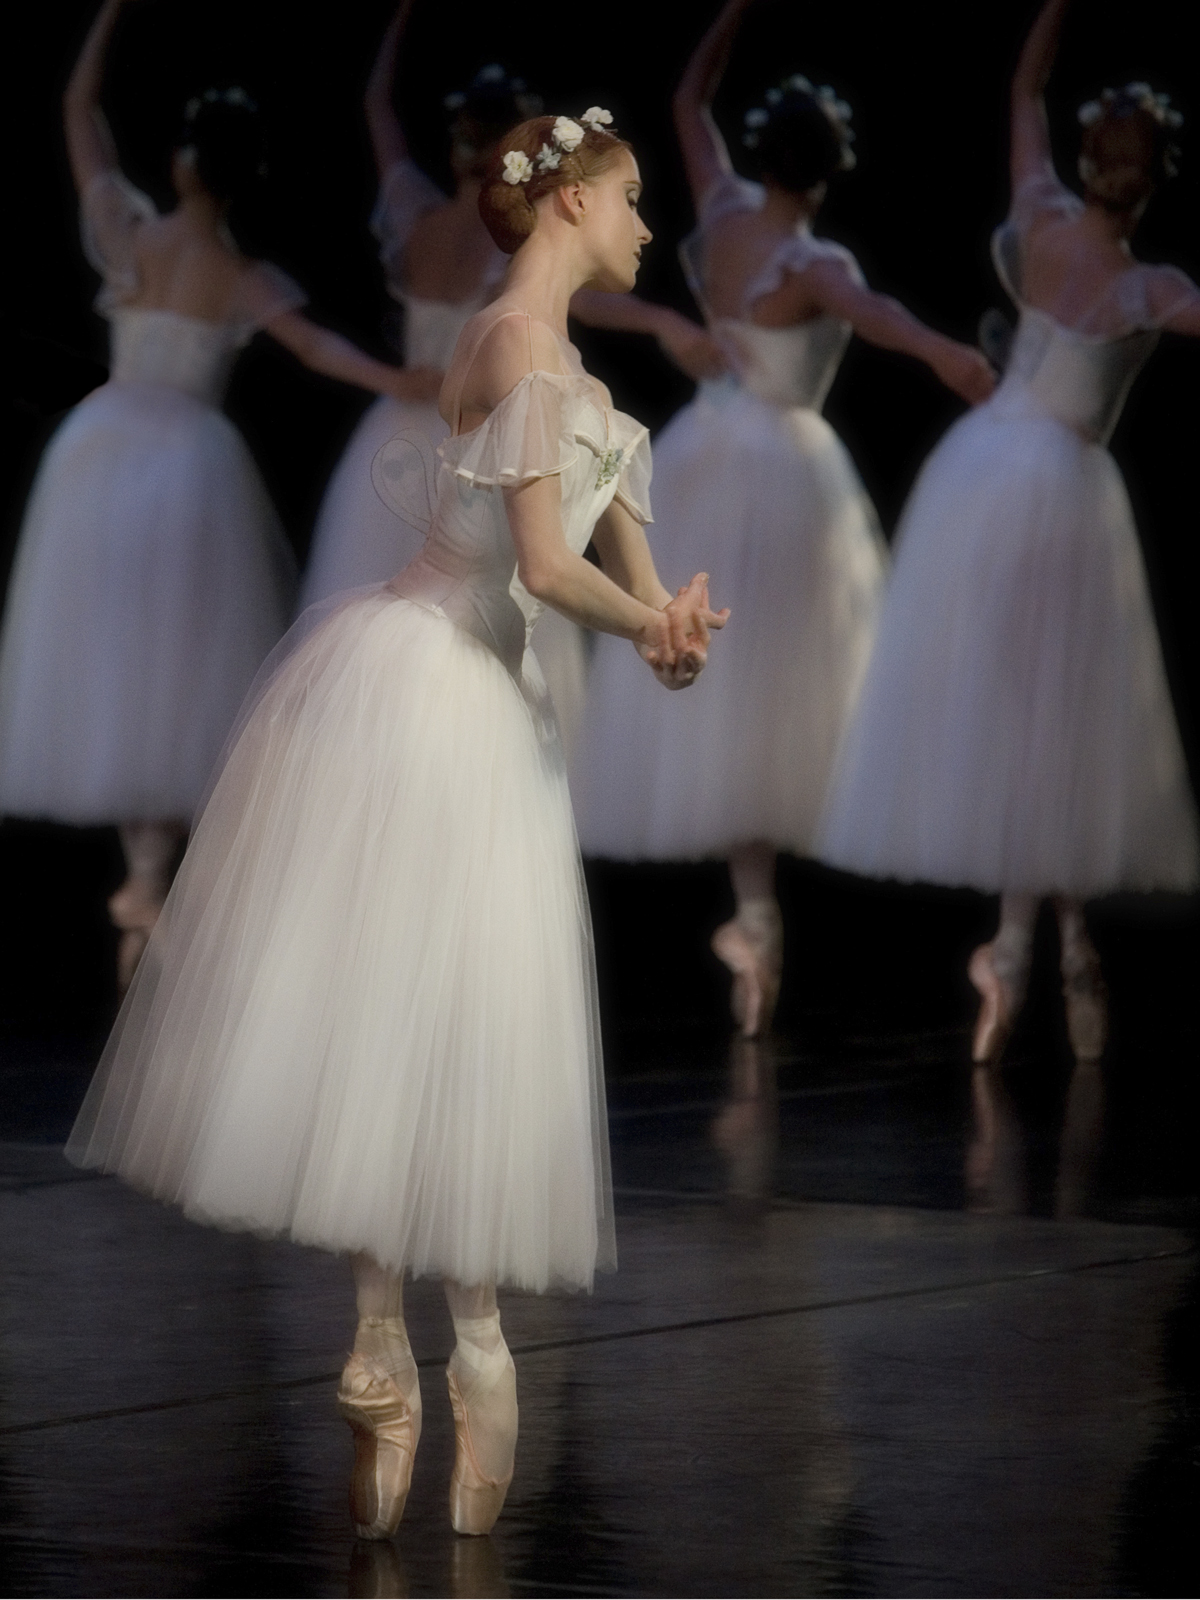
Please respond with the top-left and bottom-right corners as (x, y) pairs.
(67, 109), (727, 1538)
(572, 0), (993, 1036)
(819, 0), (1200, 1066)
(0, 0), (425, 986)
(300, 0), (590, 759)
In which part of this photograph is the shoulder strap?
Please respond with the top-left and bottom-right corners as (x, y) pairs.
(451, 309), (558, 433)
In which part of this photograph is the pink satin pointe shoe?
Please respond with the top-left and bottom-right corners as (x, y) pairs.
(107, 881), (164, 993)
(967, 941), (1018, 1065)
(446, 1356), (516, 1537)
(338, 1354), (420, 1540)
(711, 911), (783, 1038)
(1061, 953), (1108, 1063)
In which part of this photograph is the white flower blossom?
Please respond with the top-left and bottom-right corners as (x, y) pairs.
(552, 116), (585, 152)
(1077, 100), (1103, 127)
(502, 149), (534, 185)
(535, 143), (562, 171)
(744, 107), (769, 128)
(580, 106), (613, 131)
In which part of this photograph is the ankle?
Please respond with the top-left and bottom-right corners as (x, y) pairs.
(354, 1315), (419, 1397)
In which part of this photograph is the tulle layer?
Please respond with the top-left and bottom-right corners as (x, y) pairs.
(0, 383), (294, 822)
(572, 387), (886, 858)
(66, 590), (614, 1291)
(298, 395), (439, 610)
(819, 408), (1199, 894)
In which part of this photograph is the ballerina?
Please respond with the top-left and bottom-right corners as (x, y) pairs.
(300, 3), (591, 764)
(0, 0), (426, 987)
(571, 0), (993, 1037)
(67, 108), (727, 1539)
(818, 0), (1200, 1067)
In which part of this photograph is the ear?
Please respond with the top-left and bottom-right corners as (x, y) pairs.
(554, 181), (589, 226)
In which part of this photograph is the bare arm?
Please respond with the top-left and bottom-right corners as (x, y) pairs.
(365, 0), (415, 179)
(264, 310), (440, 400)
(1010, 0), (1074, 192)
(673, 0), (756, 208)
(570, 290), (727, 380)
(63, 0), (131, 194)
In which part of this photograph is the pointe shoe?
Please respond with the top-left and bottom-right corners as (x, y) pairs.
(1062, 956), (1108, 1062)
(711, 914), (782, 1038)
(446, 1360), (515, 1537)
(338, 1354), (419, 1540)
(108, 882), (163, 993)
(967, 941), (1018, 1064)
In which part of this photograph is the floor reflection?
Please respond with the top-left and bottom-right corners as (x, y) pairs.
(966, 1057), (1107, 1219)
(347, 1535), (510, 1599)
(710, 1038), (779, 1217)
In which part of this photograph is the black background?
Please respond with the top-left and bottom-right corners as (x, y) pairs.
(2, 0), (1198, 1065)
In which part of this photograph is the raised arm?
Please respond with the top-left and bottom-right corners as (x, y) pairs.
(673, 0), (756, 208)
(570, 290), (727, 380)
(772, 262), (995, 404)
(63, 0), (132, 194)
(264, 310), (440, 401)
(365, 0), (416, 179)
(1010, 0), (1074, 193)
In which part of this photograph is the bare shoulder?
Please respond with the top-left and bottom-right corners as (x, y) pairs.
(448, 307), (565, 421)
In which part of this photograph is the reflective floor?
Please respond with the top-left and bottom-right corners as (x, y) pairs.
(1, 844), (1197, 1596)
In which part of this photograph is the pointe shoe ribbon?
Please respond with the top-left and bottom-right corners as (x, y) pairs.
(446, 1350), (516, 1538)
(338, 1354), (418, 1540)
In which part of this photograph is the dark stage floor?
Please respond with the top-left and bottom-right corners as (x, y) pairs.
(1, 840), (1198, 1597)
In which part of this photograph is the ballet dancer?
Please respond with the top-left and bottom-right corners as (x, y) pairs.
(0, 0), (427, 986)
(819, 0), (1200, 1066)
(67, 109), (727, 1539)
(572, 0), (993, 1036)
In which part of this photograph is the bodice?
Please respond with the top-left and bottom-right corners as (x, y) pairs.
(107, 308), (243, 404)
(992, 309), (1157, 445)
(711, 315), (852, 410)
(382, 364), (650, 679)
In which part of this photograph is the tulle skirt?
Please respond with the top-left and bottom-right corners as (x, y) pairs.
(300, 394), (590, 765)
(572, 383), (886, 858)
(818, 405), (1199, 895)
(0, 382), (294, 823)
(66, 587), (614, 1292)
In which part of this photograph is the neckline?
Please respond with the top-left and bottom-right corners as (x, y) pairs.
(109, 305), (235, 332)
(1019, 301), (1153, 348)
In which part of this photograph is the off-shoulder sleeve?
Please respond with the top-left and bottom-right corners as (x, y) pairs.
(81, 170), (158, 304)
(371, 159), (448, 294)
(613, 429), (653, 525)
(1116, 264), (1200, 331)
(1009, 158), (1083, 234)
(743, 231), (863, 305)
(438, 370), (584, 487)
(229, 262), (308, 341)
(697, 170), (765, 231)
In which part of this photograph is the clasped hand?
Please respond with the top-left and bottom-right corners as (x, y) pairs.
(638, 572), (730, 689)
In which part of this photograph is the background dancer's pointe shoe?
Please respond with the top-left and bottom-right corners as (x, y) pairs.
(1062, 957), (1108, 1062)
(338, 1354), (419, 1540)
(967, 942), (1016, 1064)
(446, 1350), (516, 1536)
(107, 884), (162, 993)
(711, 909), (783, 1038)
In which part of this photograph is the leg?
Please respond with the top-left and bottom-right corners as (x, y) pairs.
(338, 1255), (421, 1540)
(443, 1280), (517, 1536)
(1055, 897), (1107, 1062)
(711, 841), (783, 1038)
(968, 892), (1037, 1063)
(110, 821), (186, 990)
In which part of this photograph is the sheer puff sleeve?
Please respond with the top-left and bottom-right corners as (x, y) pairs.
(81, 171), (159, 308)
(438, 371), (590, 487)
(371, 159), (448, 297)
(228, 262), (307, 344)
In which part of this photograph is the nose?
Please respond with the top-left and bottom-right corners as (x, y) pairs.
(638, 220), (652, 245)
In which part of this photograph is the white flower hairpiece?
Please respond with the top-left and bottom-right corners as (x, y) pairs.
(742, 73), (855, 166)
(1078, 81), (1183, 130)
(502, 149), (534, 185)
(581, 106), (614, 131)
(552, 116), (585, 152)
(535, 142), (561, 172)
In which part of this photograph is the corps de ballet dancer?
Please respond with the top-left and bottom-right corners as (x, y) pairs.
(0, 0), (427, 986)
(300, 0), (589, 759)
(67, 109), (728, 1539)
(819, 0), (1200, 1068)
(571, 0), (994, 1036)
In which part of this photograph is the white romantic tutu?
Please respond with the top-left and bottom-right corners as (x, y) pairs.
(298, 395), (433, 610)
(573, 380), (886, 858)
(819, 403), (1199, 895)
(0, 382), (294, 823)
(66, 587), (613, 1292)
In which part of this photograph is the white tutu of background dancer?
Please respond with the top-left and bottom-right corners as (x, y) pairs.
(819, 0), (1200, 1069)
(68, 108), (727, 1541)
(299, 5), (587, 758)
(572, 0), (993, 1035)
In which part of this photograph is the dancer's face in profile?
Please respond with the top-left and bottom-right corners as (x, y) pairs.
(576, 150), (652, 293)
